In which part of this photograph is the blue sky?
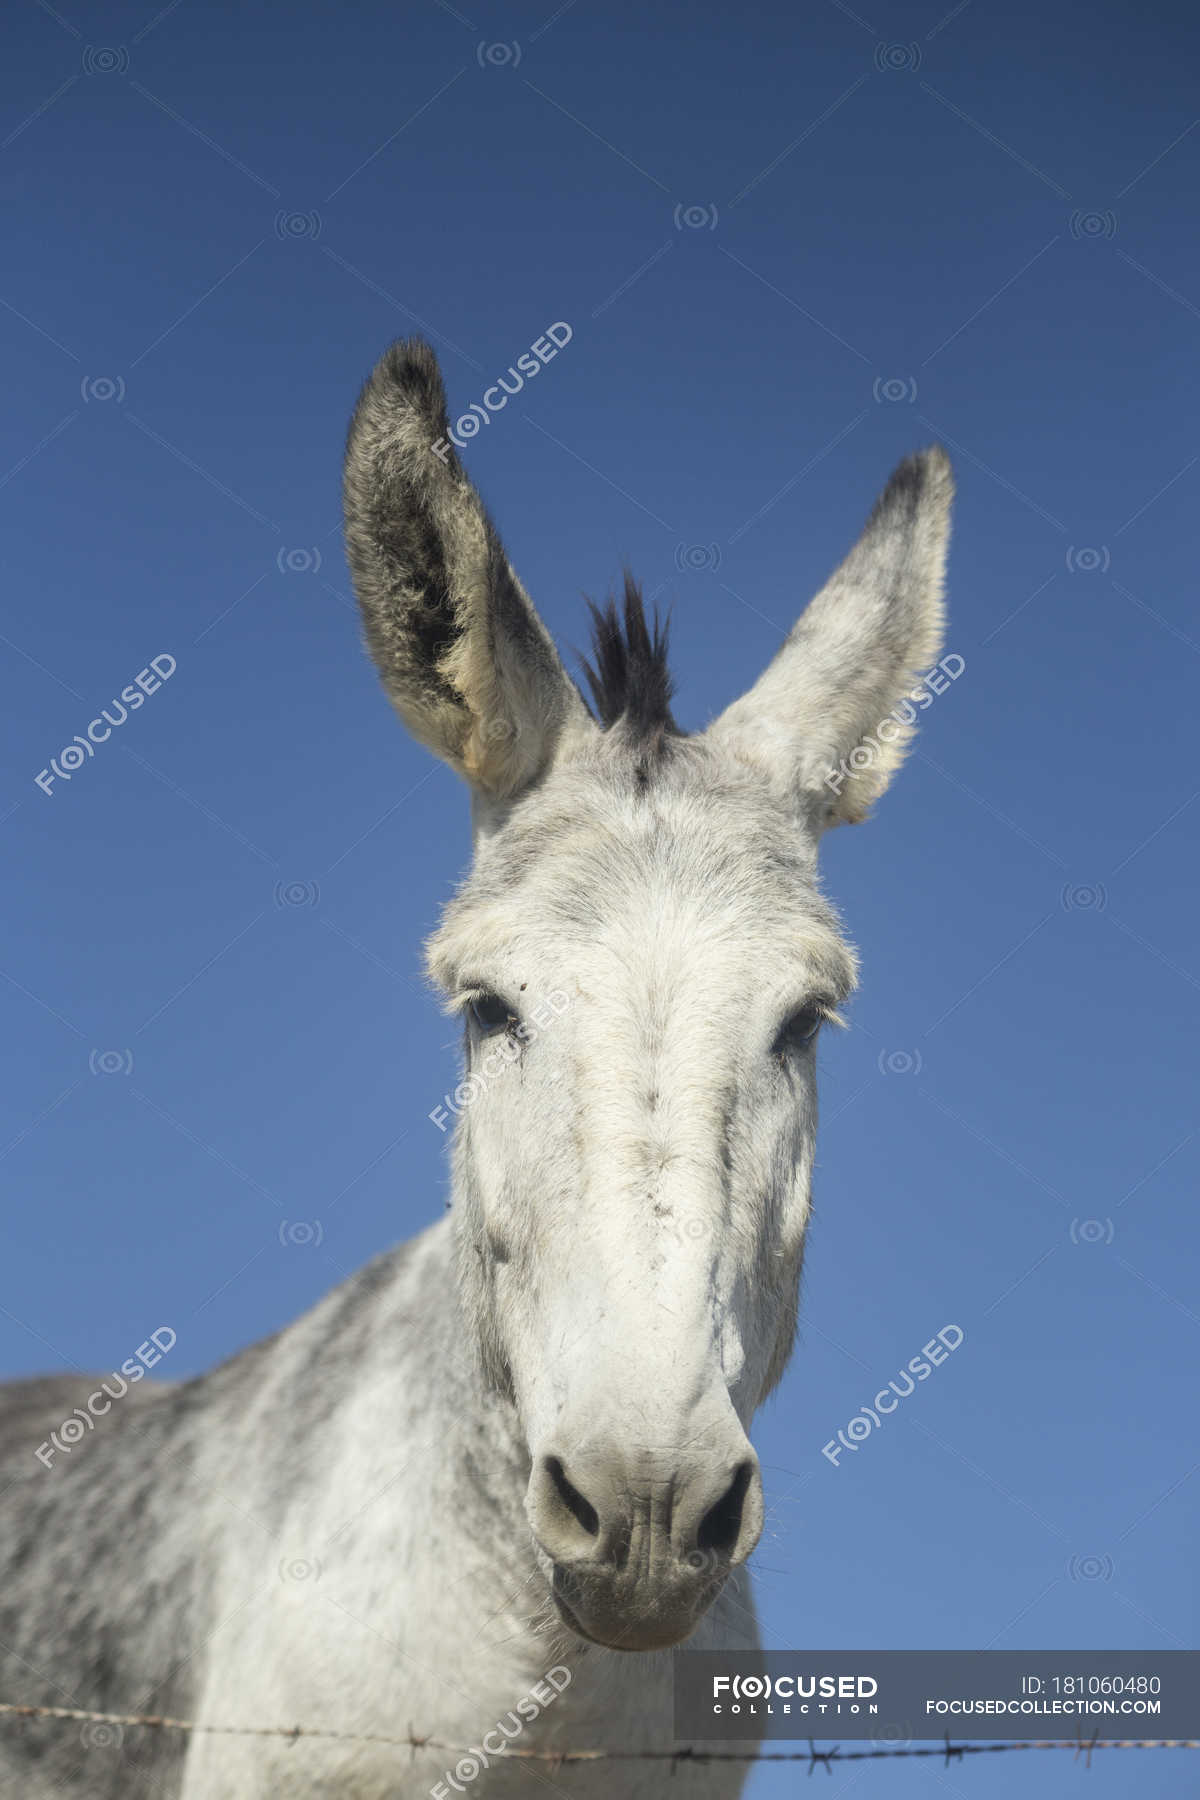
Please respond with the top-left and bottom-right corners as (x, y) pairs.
(2, 0), (1197, 1791)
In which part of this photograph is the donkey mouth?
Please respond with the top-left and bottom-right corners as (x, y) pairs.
(550, 1588), (610, 1646)
(551, 1568), (721, 1653)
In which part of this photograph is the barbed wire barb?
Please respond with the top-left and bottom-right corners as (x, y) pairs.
(1075, 1724), (1101, 1768)
(807, 1735), (839, 1774)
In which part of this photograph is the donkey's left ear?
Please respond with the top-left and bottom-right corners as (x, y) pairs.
(707, 448), (953, 828)
(343, 338), (589, 804)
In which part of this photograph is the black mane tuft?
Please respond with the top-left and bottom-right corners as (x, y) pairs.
(580, 573), (679, 739)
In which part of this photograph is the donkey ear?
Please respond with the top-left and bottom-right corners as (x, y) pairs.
(707, 448), (953, 827)
(343, 339), (588, 801)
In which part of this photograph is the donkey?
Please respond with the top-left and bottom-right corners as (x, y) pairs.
(0, 339), (952, 1798)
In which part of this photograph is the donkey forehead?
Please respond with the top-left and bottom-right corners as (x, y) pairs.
(427, 739), (858, 1001)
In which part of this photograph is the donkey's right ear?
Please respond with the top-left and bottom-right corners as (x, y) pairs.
(343, 339), (589, 803)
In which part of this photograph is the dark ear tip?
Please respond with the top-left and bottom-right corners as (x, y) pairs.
(877, 444), (954, 519)
(369, 336), (448, 421)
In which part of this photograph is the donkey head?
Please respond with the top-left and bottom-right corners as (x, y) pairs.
(343, 341), (952, 1652)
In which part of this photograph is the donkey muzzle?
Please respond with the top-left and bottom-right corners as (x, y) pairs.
(525, 1425), (763, 1651)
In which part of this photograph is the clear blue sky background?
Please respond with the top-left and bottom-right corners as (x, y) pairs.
(2, 0), (1197, 1792)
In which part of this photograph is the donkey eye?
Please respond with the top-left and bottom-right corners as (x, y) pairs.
(774, 1004), (826, 1057)
(467, 993), (517, 1034)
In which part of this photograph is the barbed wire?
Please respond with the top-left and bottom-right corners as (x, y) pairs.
(1, 1700), (1197, 1772)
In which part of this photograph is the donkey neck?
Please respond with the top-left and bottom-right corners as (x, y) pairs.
(285, 1215), (543, 1618)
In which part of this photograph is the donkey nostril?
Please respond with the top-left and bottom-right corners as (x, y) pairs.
(696, 1461), (754, 1556)
(544, 1455), (600, 1538)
